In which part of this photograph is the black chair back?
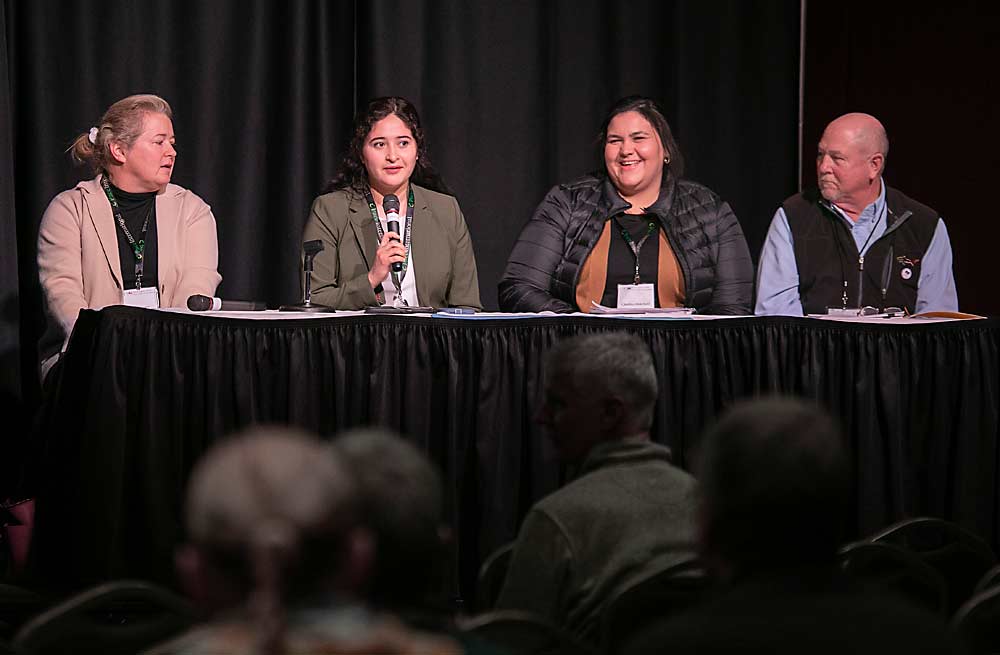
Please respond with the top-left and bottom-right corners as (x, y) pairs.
(952, 584), (1000, 655)
(0, 585), (47, 641)
(974, 563), (1000, 596)
(870, 517), (996, 615)
(12, 580), (195, 655)
(476, 542), (514, 612)
(600, 556), (710, 653)
(460, 609), (597, 655)
(839, 541), (949, 615)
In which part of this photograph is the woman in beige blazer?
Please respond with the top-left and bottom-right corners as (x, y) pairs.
(303, 97), (481, 311)
(37, 94), (221, 374)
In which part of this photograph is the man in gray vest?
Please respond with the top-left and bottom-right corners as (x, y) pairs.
(755, 113), (957, 315)
(495, 332), (697, 645)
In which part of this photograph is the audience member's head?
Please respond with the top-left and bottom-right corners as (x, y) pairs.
(622, 399), (962, 655)
(538, 332), (658, 463)
(176, 426), (369, 653)
(695, 398), (850, 576)
(695, 397), (850, 580)
(333, 429), (449, 612)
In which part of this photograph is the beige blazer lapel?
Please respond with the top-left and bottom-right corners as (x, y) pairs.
(347, 192), (377, 271)
(81, 177), (123, 290)
(156, 185), (183, 297)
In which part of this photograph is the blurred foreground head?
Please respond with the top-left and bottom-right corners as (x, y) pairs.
(179, 426), (369, 622)
(696, 397), (850, 578)
(334, 428), (449, 611)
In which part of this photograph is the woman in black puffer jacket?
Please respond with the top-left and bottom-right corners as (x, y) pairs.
(499, 96), (753, 315)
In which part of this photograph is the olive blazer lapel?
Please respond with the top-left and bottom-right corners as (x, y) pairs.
(409, 185), (444, 306)
(347, 191), (377, 271)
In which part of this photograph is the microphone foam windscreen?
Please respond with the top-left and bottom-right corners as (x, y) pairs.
(187, 295), (213, 311)
(383, 194), (400, 214)
(303, 239), (325, 256)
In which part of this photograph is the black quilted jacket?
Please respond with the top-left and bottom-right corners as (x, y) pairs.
(499, 173), (753, 314)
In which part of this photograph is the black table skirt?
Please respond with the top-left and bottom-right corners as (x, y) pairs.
(32, 307), (1000, 598)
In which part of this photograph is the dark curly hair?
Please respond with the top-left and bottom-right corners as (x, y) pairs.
(596, 95), (685, 179)
(325, 96), (451, 196)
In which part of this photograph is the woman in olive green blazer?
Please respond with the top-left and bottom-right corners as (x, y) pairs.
(303, 97), (481, 310)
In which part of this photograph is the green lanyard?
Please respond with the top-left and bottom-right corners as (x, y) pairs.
(614, 216), (659, 285)
(364, 187), (415, 301)
(100, 175), (152, 289)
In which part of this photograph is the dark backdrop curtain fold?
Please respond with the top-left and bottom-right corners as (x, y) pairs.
(1, 0), (26, 489)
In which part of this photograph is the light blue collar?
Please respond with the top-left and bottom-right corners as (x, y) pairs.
(826, 178), (886, 228)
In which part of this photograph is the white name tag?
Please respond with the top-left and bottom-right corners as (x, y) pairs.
(123, 286), (160, 309)
(617, 283), (656, 309)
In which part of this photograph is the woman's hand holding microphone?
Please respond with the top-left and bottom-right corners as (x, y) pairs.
(367, 231), (406, 290)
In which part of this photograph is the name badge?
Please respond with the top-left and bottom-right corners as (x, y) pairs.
(123, 286), (160, 309)
(617, 283), (655, 309)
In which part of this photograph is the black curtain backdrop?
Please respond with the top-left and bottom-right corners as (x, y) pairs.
(0, 2), (800, 450)
(0, 0), (15, 387)
(1, 0), (26, 487)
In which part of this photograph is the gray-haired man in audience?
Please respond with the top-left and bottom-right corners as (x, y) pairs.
(496, 332), (697, 643)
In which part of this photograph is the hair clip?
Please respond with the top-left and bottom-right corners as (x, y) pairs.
(88, 127), (98, 144)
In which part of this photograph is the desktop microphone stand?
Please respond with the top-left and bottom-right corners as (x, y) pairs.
(280, 240), (334, 312)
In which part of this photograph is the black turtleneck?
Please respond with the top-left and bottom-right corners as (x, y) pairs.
(109, 182), (159, 290)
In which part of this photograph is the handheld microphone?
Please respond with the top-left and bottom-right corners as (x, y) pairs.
(383, 194), (403, 273)
(187, 295), (266, 312)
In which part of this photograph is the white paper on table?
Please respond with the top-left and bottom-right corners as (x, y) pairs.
(590, 301), (695, 316)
